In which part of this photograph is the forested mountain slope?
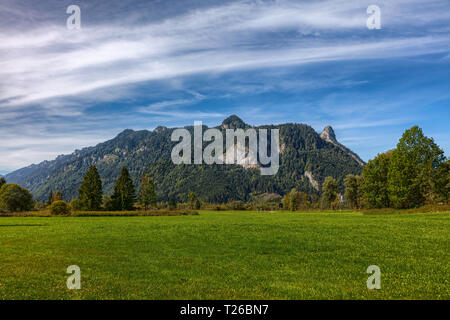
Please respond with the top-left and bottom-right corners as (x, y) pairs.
(6, 116), (364, 202)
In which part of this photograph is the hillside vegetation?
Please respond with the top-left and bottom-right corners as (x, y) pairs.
(5, 116), (364, 202)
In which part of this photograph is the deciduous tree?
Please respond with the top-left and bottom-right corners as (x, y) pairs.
(388, 126), (445, 208)
(187, 191), (201, 210)
(53, 190), (62, 202)
(289, 188), (299, 211)
(362, 151), (392, 208)
(0, 183), (34, 212)
(432, 159), (450, 203)
(321, 176), (339, 209)
(139, 174), (157, 210)
(344, 174), (363, 209)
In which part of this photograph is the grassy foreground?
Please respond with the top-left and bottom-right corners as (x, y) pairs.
(0, 211), (448, 300)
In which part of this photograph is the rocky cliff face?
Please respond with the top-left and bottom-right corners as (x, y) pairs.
(320, 125), (365, 167)
(320, 126), (337, 143)
(221, 115), (248, 129)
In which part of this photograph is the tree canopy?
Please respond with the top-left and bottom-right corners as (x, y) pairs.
(321, 176), (339, 209)
(0, 183), (34, 212)
(388, 126), (445, 208)
(344, 174), (363, 209)
(361, 151), (392, 209)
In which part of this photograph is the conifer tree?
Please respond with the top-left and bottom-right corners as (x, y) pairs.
(139, 174), (157, 210)
(53, 190), (62, 202)
(47, 190), (54, 206)
(168, 198), (176, 210)
(78, 165), (103, 210)
(112, 167), (135, 211)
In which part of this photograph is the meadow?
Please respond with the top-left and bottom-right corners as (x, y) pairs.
(0, 211), (448, 299)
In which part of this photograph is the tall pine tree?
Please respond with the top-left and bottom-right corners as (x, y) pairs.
(139, 174), (157, 210)
(112, 167), (135, 211)
(53, 190), (63, 202)
(78, 165), (103, 210)
(47, 190), (54, 206)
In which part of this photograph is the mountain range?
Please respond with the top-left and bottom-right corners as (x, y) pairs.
(5, 115), (365, 203)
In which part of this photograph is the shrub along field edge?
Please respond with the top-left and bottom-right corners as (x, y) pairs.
(0, 209), (199, 217)
(1, 204), (449, 217)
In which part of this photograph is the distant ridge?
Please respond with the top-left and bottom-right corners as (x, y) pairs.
(221, 114), (248, 129)
(6, 116), (365, 202)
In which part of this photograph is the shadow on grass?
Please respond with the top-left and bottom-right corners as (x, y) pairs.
(0, 224), (48, 227)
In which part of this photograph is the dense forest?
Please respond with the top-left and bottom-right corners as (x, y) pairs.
(5, 116), (364, 203)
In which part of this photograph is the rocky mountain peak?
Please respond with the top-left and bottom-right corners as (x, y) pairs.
(5, 117), (365, 201)
(117, 129), (135, 137)
(154, 126), (168, 133)
(221, 115), (247, 129)
(320, 125), (337, 143)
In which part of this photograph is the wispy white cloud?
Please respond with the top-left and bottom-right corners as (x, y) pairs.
(0, 129), (115, 170)
(2, 0), (450, 109)
(1, 0), (450, 169)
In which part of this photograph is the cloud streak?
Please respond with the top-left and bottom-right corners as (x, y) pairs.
(2, 0), (450, 108)
(1, 0), (450, 170)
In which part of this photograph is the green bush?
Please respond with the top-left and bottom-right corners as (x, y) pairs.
(72, 210), (198, 217)
(49, 200), (71, 215)
(226, 200), (247, 210)
(102, 195), (115, 211)
(0, 183), (34, 213)
(34, 201), (47, 211)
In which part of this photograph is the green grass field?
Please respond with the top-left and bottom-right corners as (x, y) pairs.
(0, 211), (449, 300)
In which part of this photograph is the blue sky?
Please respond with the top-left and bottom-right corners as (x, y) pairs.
(0, 0), (449, 174)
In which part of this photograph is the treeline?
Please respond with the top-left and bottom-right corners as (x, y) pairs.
(44, 166), (202, 214)
(346, 126), (449, 209)
(281, 126), (449, 210)
(6, 120), (363, 203)
(54, 166), (159, 213)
